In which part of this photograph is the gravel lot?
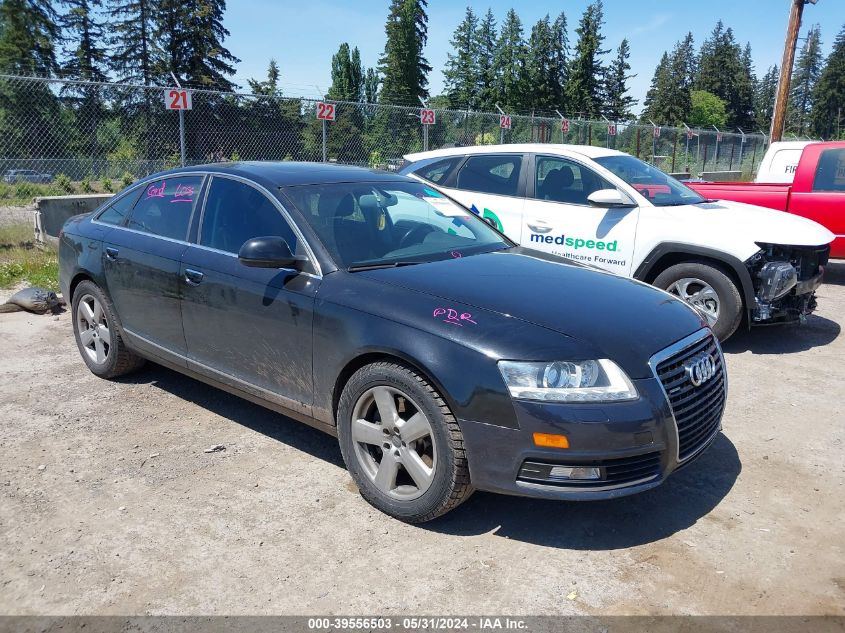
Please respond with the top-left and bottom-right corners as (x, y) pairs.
(0, 264), (843, 616)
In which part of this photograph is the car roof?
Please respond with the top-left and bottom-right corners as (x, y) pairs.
(404, 143), (626, 163)
(146, 161), (412, 188)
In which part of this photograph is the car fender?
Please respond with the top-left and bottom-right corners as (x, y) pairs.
(633, 242), (756, 306)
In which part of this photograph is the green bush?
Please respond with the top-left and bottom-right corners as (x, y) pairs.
(56, 173), (74, 194)
(102, 177), (113, 193)
(230, 150), (241, 162)
(80, 176), (93, 193)
(120, 172), (134, 188)
(15, 181), (35, 200)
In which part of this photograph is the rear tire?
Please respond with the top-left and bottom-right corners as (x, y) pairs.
(71, 280), (145, 378)
(653, 261), (743, 341)
(337, 362), (473, 523)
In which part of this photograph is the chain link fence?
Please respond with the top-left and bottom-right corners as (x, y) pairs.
(0, 74), (774, 189)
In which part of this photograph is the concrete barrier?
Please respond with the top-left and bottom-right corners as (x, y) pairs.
(34, 194), (113, 242)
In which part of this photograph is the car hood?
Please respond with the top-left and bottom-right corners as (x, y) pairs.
(674, 199), (835, 247)
(357, 248), (707, 377)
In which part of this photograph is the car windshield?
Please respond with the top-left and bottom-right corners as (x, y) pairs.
(594, 154), (705, 206)
(285, 181), (511, 269)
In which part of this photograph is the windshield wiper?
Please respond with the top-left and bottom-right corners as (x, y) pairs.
(347, 261), (423, 272)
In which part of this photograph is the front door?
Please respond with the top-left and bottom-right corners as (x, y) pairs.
(521, 154), (640, 276)
(102, 174), (205, 362)
(179, 175), (318, 415)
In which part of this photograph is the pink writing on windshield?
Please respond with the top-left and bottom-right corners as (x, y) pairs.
(172, 183), (194, 203)
(433, 308), (477, 326)
(146, 181), (165, 199)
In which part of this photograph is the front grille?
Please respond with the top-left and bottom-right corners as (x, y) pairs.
(517, 451), (661, 489)
(655, 333), (726, 462)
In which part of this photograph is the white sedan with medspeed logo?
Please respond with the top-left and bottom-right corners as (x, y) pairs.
(400, 144), (834, 340)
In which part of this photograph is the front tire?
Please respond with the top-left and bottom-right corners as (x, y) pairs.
(337, 362), (473, 523)
(653, 261), (743, 341)
(71, 280), (145, 378)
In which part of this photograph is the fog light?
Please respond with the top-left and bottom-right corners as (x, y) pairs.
(533, 432), (570, 448)
(549, 466), (601, 480)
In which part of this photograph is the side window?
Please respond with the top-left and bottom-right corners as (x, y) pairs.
(127, 175), (203, 240)
(200, 177), (298, 254)
(456, 155), (522, 197)
(97, 188), (142, 226)
(812, 149), (845, 193)
(413, 157), (461, 184)
(535, 156), (612, 205)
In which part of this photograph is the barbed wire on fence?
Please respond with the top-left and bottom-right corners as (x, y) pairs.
(0, 73), (798, 184)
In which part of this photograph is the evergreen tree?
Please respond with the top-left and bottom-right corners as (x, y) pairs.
(550, 11), (568, 111)
(364, 67), (380, 103)
(0, 0), (60, 75)
(603, 38), (636, 120)
(107, 0), (155, 85)
(789, 24), (823, 136)
(695, 21), (753, 128)
(181, 0), (239, 90)
(328, 43), (364, 102)
(642, 34), (695, 125)
(642, 52), (671, 122)
(811, 25), (845, 139)
(524, 14), (556, 112)
(378, 0), (430, 106)
(60, 0), (108, 82)
(754, 64), (779, 131)
(153, 0), (189, 83)
(492, 9), (526, 111)
(566, 0), (608, 119)
(443, 7), (478, 109)
(475, 8), (497, 110)
(247, 59), (281, 97)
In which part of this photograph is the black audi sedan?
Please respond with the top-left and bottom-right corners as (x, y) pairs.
(59, 162), (726, 522)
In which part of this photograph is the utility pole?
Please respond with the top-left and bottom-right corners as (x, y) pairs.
(770, 0), (818, 142)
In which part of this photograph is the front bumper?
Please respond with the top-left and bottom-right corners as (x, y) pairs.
(459, 330), (725, 500)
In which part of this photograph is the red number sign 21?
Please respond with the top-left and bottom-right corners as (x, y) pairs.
(164, 89), (192, 110)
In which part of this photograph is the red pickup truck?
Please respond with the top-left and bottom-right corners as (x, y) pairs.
(686, 141), (845, 258)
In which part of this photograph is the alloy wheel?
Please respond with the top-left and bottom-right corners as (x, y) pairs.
(350, 385), (437, 500)
(668, 277), (720, 327)
(76, 294), (111, 365)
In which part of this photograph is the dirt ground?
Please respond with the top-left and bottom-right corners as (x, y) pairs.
(0, 265), (843, 617)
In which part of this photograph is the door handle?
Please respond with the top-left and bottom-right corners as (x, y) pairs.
(105, 246), (119, 260)
(184, 269), (204, 286)
(527, 220), (553, 233)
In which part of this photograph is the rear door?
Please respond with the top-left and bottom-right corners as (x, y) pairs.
(521, 154), (640, 276)
(180, 175), (318, 415)
(433, 153), (526, 238)
(101, 174), (205, 364)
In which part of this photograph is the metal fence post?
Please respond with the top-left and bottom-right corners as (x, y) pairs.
(170, 72), (186, 167)
(322, 118), (326, 163)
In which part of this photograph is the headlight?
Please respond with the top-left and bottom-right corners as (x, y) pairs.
(497, 359), (638, 403)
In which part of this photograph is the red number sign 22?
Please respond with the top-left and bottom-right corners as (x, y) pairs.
(317, 102), (336, 121)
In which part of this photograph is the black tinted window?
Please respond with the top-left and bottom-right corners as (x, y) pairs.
(200, 177), (297, 254)
(413, 157), (461, 184)
(813, 149), (845, 193)
(535, 156), (612, 205)
(127, 176), (203, 240)
(456, 155), (522, 196)
(97, 189), (141, 225)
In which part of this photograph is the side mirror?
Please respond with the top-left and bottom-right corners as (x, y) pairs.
(238, 236), (306, 269)
(587, 189), (636, 208)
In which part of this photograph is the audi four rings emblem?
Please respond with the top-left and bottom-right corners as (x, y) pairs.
(685, 353), (717, 387)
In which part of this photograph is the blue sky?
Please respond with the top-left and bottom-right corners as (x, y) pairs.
(226, 0), (845, 117)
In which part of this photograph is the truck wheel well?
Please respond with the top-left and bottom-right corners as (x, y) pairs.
(644, 253), (748, 308)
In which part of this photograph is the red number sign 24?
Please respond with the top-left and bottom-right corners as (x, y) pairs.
(500, 115), (511, 129)
(316, 102), (336, 121)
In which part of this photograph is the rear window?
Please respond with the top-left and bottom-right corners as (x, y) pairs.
(456, 154), (523, 197)
(412, 157), (461, 184)
(126, 175), (204, 240)
(812, 149), (845, 193)
(97, 189), (141, 226)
